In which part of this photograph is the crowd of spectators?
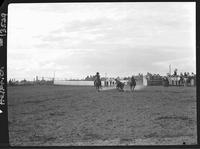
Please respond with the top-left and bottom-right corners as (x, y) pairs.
(169, 69), (196, 79)
(145, 69), (196, 80)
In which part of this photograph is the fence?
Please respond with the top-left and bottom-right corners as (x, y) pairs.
(142, 76), (162, 86)
(54, 80), (107, 86)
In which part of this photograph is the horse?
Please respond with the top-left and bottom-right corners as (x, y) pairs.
(115, 79), (125, 91)
(129, 78), (136, 91)
(94, 78), (102, 92)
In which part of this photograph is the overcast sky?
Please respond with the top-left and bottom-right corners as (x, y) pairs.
(7, 2), (195, 80)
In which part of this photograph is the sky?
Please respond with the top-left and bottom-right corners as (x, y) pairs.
(7, 2), (196, 80)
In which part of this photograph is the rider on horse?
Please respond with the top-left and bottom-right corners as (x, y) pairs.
(131, 76), (136, 83)
(130, 75), (136, 91)
(94, 72), (102, 91)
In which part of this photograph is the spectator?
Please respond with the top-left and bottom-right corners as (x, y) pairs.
(180, 73), (183, 77)
(191, 72), (195, 77)
(173, 69), (178, 76)
(187, 72), (190, 76)
(184, 72), (187, 77)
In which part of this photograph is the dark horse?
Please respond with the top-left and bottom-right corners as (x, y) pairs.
(115, 79), (125, 91)
(94, 78), (102, 92)
(129, 77), (136, 91)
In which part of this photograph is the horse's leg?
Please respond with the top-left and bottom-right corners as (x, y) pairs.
(121, 85), (124, 92)
(120, 84), (122, 91)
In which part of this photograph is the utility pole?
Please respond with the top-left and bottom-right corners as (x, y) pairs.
(169, 64), (171, 76)
(53, 71), (55, 82)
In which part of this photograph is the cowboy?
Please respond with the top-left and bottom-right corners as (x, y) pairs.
(94, 72), (102, 91)
(130, 75), (136, 90)
(95, 72), (100, 81)
(173, 69), (178, 76)
(184, 72), (187, 77)
(131, 76), (135, 83)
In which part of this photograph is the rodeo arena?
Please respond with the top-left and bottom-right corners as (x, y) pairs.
(53, 70), (196, 89)
(8, 68), (195, 89)
(8, 68), (197, 145)
(61, 71), (194, 89)
(8, 69), (196, 89)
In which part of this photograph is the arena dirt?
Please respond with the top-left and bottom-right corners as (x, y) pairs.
(8, 85), (196, 146)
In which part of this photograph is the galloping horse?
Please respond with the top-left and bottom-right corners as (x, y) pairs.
(94, 78), (102, 92)
(115, 79), (125, 91)
(129, 77), (136, 91)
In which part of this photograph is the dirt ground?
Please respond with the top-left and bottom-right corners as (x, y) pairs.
(8, 85), (197, 146)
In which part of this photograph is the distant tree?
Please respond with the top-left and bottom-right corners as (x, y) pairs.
(85, 76), (89, 80)
(21, 79), (27, 83)
(85, 75), (96, 81)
